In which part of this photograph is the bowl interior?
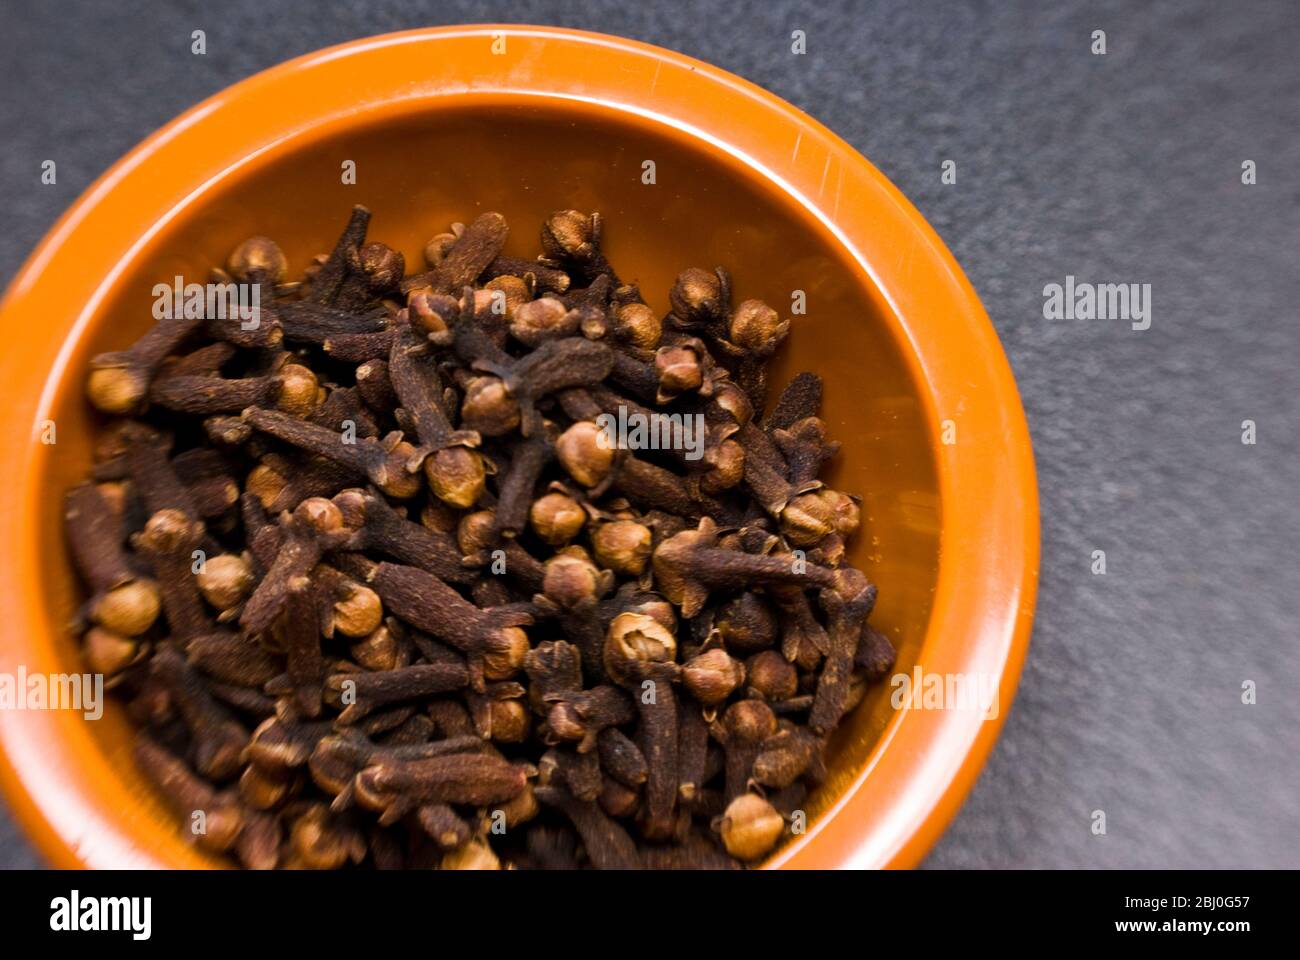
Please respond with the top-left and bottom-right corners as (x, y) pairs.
(38, 98), (940, 866)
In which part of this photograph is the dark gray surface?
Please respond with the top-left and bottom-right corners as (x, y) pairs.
(1, 0), (1296, 868)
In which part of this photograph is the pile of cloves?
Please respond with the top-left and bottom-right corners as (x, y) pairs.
(66, 205), (896, 869)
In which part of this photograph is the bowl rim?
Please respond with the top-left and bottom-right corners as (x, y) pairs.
(0, 24), (1038, 869)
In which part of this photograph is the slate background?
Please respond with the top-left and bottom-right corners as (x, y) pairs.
(1, 0), (1296, 869)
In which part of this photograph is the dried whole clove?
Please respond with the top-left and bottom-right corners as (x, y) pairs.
(149, 371), (282, 415)
(402, 212), (509, 295)
(682, 648), (746, 707)
(238, 760), (296, 811)
(491, 425), (554, 537)
(131, 508), (211, 642)
(677, 698), (711, 805)
(388, 328), (480, 466)
(536, 550), (614, 681)
(236, 810), (283, 869)
(359, 560), (531, 689)
(669, 266), (730, 333)
(714, 699), (778, 801)
(239, 497), (349, 634)
(555, 420), (616, 489)
(87, 315), (204, 414)
(66, 207), (893, 870)
(277, 301), (388, 346)
(311, 205), (372, 305)
(354, 751), (530, 822)
(590, 518), (653, 577)
(653, 518), (835, 617)
(64, 483), (161, 636)
(134, 734), (245, 852)
(539, 210), (616, 283)
(535, 785), (641, 870)
(279, 580), (325, 717)
(809, 568), (878, 734)
(529, 488), (587, 546)
(605, 612), (680, 839)
(150, 647), (249, 782)
(242, 407), (422, 500)
(332, 488), (474, 586)
(716, 792), (785, 861)
(327, 663), (469, 725)
(121, 422), (201, 519)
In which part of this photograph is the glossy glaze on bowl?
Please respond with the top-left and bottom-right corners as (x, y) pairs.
(0, 26), (1037, 869)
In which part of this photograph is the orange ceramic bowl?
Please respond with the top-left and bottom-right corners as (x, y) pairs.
(0, 25), (1037, 869)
